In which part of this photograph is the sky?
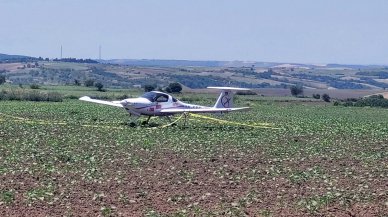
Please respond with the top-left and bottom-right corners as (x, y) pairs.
(1, 0), (388, 65)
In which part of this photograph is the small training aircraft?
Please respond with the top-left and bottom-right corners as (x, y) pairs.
(79, 87), (250, 127)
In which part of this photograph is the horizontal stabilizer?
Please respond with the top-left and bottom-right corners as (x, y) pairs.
(207, 87), (250, 91)
(79, 96), (123, 108)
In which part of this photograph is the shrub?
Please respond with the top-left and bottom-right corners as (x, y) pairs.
(65, 95), (79, 100)
(322, 93), (331, 102)
(144, 84), (156, 92)
(84, 79), (95, 87)
(343, 101), (354, 107)
(7, 89), (23, 100)
(30, 84), (40, 89)
(117, 94), (129, 100)
(25, 90), (45, 101)
(354, 95), (388, 108)
(312, 94), (320, 99)
(338, 95), (388, 108)
(370, 94), (384, 99)
(165, 86), (172, 93)
(345, 98), (359, 102)
(95, 82), (104, 91)
(167, 82), (182, 93)
(0, 75), (5, 85)
(0, 90), (7, 100)
(236, 90), (257, 95)
(290, 85), (303, 97)
(74, 79), (81, 86)
(47, 92), (63, 102)
(0, 89), (63, 102)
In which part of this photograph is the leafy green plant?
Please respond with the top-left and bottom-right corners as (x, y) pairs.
(0, 190), (15, 204)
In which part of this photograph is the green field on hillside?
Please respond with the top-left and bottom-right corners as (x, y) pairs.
(0, 94), (387, 216)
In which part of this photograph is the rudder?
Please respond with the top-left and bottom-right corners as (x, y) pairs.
(214, 90), (234, 108)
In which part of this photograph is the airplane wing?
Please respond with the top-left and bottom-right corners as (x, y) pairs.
(160, 107), (250, 114)
(79, 96), (123, 108)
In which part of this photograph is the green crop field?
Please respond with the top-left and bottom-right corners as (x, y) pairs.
(0, 94), (387, 216)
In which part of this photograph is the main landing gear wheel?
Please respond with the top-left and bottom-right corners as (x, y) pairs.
(141, 116), (152, 125)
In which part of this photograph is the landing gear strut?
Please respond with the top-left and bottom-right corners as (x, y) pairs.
(141, 116), (152, 125)
(128, 115), (141, 127)
(183, 112), (189, 127)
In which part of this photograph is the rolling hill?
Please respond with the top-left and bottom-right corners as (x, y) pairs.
(1, 53), (388, 95)
(0, 53), (36, 62)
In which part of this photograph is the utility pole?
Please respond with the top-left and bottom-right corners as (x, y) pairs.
(99, 45), (101, 60)
(60, 45), (63, 59)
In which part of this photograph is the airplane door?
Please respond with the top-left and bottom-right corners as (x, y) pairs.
(155, 94), (169, 110)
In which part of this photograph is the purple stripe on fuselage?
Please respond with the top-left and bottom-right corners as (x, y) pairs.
(133, 105), (186, 110)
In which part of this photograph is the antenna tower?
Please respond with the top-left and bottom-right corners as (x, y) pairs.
(99, 45), (101, 60)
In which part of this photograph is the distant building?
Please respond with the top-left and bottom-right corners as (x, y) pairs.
(133, 84), (141, 88)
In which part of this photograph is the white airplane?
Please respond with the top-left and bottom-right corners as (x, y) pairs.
(79, 87), (250, 127)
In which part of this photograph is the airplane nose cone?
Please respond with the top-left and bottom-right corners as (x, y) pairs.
(120, 100), (129, 106)
(121, 99), (135, 106)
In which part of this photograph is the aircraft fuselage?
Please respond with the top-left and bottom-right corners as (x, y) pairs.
(120, 91), (207, 116)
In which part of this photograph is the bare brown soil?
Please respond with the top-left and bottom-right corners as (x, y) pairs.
(1, 150), (386, 216)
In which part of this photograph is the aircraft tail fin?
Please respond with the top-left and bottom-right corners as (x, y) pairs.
(208, 87), (250, 108)
(213, 89), (234, 108)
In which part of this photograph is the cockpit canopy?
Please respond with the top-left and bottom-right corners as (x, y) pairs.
(141, 91), (177, 103)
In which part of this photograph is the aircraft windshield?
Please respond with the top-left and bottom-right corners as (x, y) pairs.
(141, 92), (157, 102)
(141, 92), (169, 102)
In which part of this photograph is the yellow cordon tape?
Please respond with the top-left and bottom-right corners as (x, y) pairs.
(148, 113), (186, 129)
(79, 124), (125, 130)
(0, 112), (279, 129)
(0, 112), (27, 120)
(189, 113), (280, 129)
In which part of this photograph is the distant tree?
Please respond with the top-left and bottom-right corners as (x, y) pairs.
(290, 85), (303, 97)
(165, 86), (172, 93)
(95, 82), (104, 91)
(312, 94), (320, 99)
(74, 79), (80, 86)
(30, 84), (40, 89)
(236, 90), (257, 95)
(55, 57), (98, 64)
(322, 93), (331, 102)
(84, 79), (95, 87)
(45, 58), (49, 61)
(167, 82), (182, 93)
(144, 84), (156, 92)
(0, 75), (5, 85)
